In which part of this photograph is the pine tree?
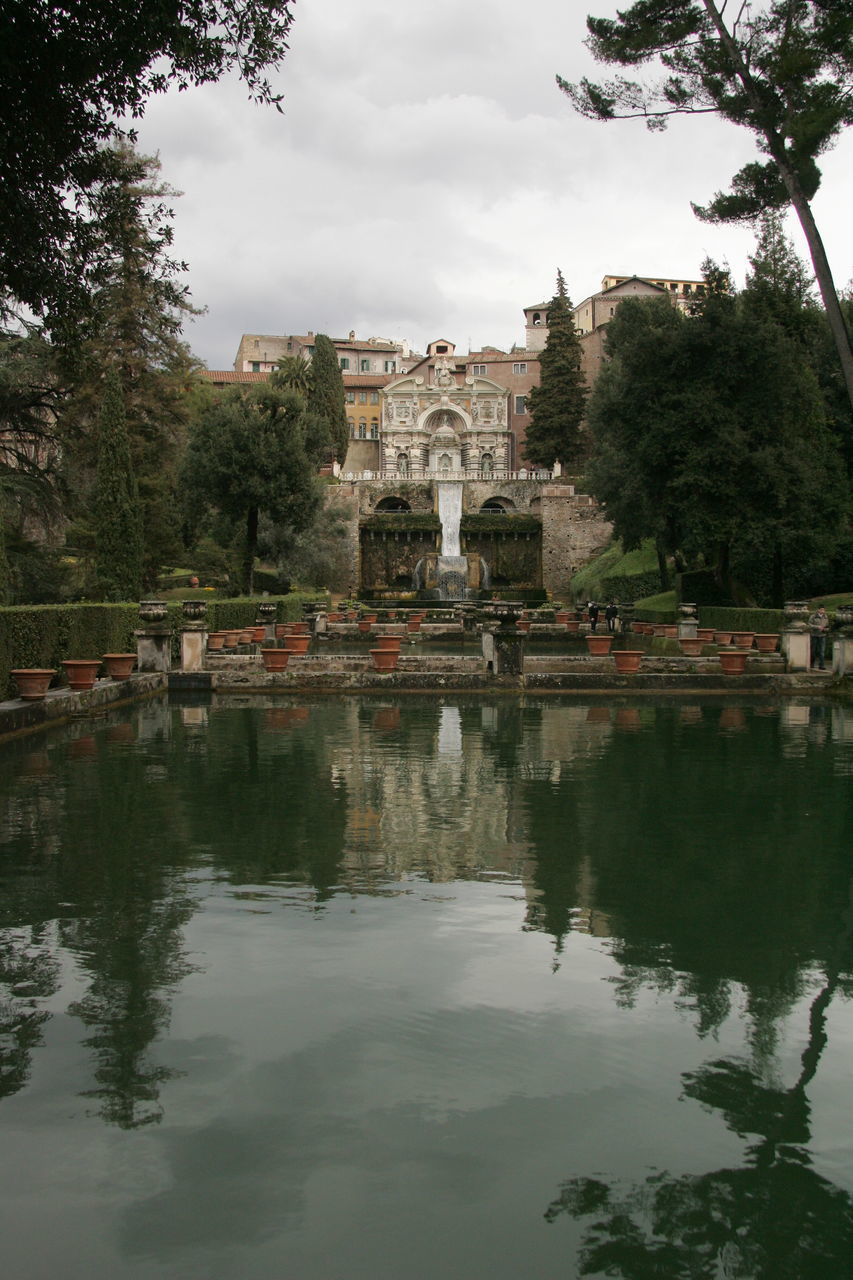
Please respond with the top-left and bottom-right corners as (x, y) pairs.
(93, 368), (143, 601)
(306, 335), (348, 463)
(525, 271), (587, 469)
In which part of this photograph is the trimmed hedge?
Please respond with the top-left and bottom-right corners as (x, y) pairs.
(633, 591), (677, 623)
(361, 513), (441, 532)
(1, 593), (323, 699)
(461, 513), (541, 534)
(699, 606), (786, 633)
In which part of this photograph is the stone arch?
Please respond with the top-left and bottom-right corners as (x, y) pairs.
(375, 495), (411, 512)
(480, 496), (516, 512)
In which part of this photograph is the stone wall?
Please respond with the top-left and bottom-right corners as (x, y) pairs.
(540, 486), (612, 601)
(324, 483), (362, 596)
(360, 528), (439, 592)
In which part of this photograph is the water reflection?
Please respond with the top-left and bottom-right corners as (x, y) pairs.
(0, 696), (851, 1276)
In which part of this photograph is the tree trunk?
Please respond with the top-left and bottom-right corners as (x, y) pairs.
(655, 539), (669, 592)
(243, 506), (258, 595)
(702, 0), (853, 413)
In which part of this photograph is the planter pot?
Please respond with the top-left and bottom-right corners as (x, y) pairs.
(696, 628), (715, 643)
(754, 633), (779, 653)
(62, 659), (101, 691)
(555, 612), (571, 624)
(358, 620), (372, 634)
(139, 600), (168, 625)
(363, 614), (378, 624)
(585, 635), (613, 655)
(370, 649), (399, 672)
(613, 650), (643, 674)
(718, 649), (749, 675)
(251, 626), (266, 643)
(407, 619), (422, 633)
(11, 668), (55, 700)
(260, 648), (291, 672)
(327, 612), (343, 623)
(346, 611), (359, 621)
(713, 631), (734, 646)
(222, 630), (241, 648)
(102, 653), (136, 680)
(376, 635), (402, 651)
(516, 619), (532, 632)
(678, 637), (705, 657)
(207, 633), (226, 651)
(732, 631), (755, 648)
(182, 599), (207, 621)
(274, 623), (288, 640)
(237, 630), (254, 645)
(663, 625), (678, 638)
(257, 601), (277, 619)
(283, 635), (310, 654)
(564, 618), (582, 632)
(292, 621), (310, 635)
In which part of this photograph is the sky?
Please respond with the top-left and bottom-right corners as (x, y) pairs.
(133, 0), (853, 371)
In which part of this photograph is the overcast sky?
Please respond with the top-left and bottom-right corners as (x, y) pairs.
(133, 0), (853, 370)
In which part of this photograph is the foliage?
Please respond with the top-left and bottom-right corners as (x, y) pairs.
(558, 0), (853, 409)
(271, 355), (311, 396)
(525, 270), (587, 469)
(460, 512), (541, 535)
(570, 539), (662, 603)
(362, 513), (442, 532)
(698, 606), (787, 633)
(632, 591), (677, 622)
(306, 334), (348, 463)
(181, 383), (323, 594)
(92, 369), (143, 601)
(260, 505), (352, 593)
(0, 0), (295, 328)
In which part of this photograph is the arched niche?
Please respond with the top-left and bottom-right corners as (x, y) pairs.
(375, 495), (412, 512)
(480, 497), (516, 512)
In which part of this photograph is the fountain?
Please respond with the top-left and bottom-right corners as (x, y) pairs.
(410, 483), (490, 601)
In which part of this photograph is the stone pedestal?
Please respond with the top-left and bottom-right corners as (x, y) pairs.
(181, 627), (208, 673)
(781, 625), (810, 672)
(677, 619), (698, 639)
(832, 631), (853, 677)
(483, 629), (524, 675)
(135, 629), (172, 674)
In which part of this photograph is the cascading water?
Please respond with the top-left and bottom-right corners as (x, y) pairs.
(436, 482), (468, 599)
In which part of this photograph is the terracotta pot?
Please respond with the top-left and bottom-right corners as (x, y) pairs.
(261, 648), (290, 672)
(11, 668), (55, 700)
(696, 628), (715, 643)
(102, 653), (136, 680)
(585, 635), (613, 655)
(358, 619), (372, 634)
(613, 650), (643, 674)
(283, 635), (310, 654)
(292, 621), (310, 635)
(363, 614), (378, 624)
(222, 630), (242, 647)
(754, 633), (779, 653)
(238, 629), (254, 645)
(407, 619), (421, 633)
(251, 626), (266, 643)
(732, 631), (755, 648)
(274, 623), (288, 639)
(678, 637), (705, 657)
(564, 618), (581, 632)
(516, 619), (532, 631)
(62, 659), (101, 691)
(327, 612), (343, 623)
(376, 635), (402, 651)
(663, 625), (678, 638)
(714, 630), (734, 645)
(370, 649), (399, 671)
(207, 632), (225, 651)
(555, 611), (571, 624)
(718, 649), (749, 675)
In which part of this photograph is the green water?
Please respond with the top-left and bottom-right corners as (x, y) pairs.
(1, 695), (851, 1279)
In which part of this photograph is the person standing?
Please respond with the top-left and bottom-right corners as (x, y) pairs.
(588, 601), (600, 632)
(808, 605), (829, 670)
(605, 601), (619, 633)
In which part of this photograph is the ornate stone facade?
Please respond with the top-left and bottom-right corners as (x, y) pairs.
(380, 368), (511, 479)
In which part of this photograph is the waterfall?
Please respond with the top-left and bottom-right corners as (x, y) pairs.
(437, 482), (462, 556)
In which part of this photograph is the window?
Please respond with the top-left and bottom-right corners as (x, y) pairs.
(532, 312), (542, 325)
(251, 361), (260, 372)
(471, 364), (486, 375)
(358, 419), (367, 438)
(305, 346), (314, 356)
(515, 395), (527, 415)
(370, 391), (379, 404)
(348, 420), (355, 436)
(286, 341), (292, 351)
(358, 391), (367, 404)
(339, 357), (350, 370)
(384, 360), (395, 373)
(436, 344), (448, 353)
(345, 390), (355, 404)
(370, 420), (379, 438)
(360, 358), (370, 372)
(670, 282), (678, 291)
(253, 339), (259, 349)
(512, 362), (527, 375)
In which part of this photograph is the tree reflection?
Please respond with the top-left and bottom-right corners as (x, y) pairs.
(545, 878), (853, 1278)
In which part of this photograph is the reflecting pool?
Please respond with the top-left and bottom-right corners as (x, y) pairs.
(1, 696), (852, 1279)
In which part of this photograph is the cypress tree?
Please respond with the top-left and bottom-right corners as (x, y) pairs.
(93, 368), (143, 601)
(525, 270), (587, 469)
(307, 334), (348, 463)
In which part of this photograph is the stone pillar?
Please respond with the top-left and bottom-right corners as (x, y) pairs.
(482, 629), (525, 675)
(677, 603), (698, 639)
(180, 627), (207, 672)
(832, 631), (853, 677)
(781, 625), (810, 672)
(135, 629), (172, 673)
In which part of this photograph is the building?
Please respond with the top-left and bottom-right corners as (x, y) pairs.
(232, 331), (413, 376)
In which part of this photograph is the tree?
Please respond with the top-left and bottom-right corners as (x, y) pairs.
(524, 270), (587, 470)
(0, 0), (295, 327)
(586, 267), (847, 603)
(272, 355), (312, 396)
(306, 335), (349, 464)
(559, 0), (853, 412)
(92, 369), (143, 601)
(181, 384), (323, 594)
(60, 145), (202, 588)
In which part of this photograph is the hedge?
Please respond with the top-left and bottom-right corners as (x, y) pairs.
(461, 513), (541, 534)
(698, 606), (786, 633)
(1, 592), (324, 699)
